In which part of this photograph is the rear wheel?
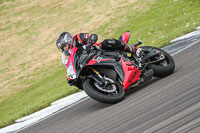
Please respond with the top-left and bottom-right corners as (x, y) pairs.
(83, 76), (125, 104)
(141, 46), (175, 77)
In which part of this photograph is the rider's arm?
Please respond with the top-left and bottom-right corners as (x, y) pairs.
(74, 33), (98, 53)
(74, 33), (98, 46)
(74, 33), (90, 46)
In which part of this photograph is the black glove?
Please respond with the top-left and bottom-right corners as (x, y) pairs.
(83, 34), (98, 53)
(88, 34), (98, 44)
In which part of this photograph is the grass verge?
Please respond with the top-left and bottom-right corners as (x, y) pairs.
(0, 0), (200, 128)
(0, 67), (79, 127)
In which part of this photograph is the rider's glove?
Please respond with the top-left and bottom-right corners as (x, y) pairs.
(84, 34), (99, 53)
(88, 34), (98, 44)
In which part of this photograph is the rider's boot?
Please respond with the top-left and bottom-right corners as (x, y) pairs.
(123, 43), (136, 54)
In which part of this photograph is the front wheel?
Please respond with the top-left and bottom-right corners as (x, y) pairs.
(83, 77), (125, 104)
(141, 46), (175, 77)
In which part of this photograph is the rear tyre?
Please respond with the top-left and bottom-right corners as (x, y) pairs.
(141, 46), (175, 77)
(83, 78), (125, 104)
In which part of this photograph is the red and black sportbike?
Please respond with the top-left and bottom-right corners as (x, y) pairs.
(66, 32), (175, 104)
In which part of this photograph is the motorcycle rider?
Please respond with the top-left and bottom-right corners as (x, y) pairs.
(56, 32), (137, 65)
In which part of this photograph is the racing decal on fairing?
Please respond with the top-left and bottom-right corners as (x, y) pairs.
(87, 56), (112, 65)
(95, 56), (103, 63)
(128, 69), (139, 83)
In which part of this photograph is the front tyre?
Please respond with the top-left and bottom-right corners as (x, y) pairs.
(142, 46), (175, 77)
(83, 78), (125, 104)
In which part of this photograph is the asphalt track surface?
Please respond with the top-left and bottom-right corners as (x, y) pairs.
(21, 42), (200, 133)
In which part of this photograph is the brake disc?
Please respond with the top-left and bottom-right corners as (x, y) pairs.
(94, 77), (117, 93)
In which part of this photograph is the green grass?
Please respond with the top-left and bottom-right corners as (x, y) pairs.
(95, 0), (200, 47)
(0, 0), (200, 128)
(0, 67), (79, 127)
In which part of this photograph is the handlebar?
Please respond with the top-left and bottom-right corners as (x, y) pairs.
(84, 43), (102, 54)
(94, 45), (101, 50)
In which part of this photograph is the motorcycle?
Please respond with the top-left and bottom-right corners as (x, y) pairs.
(65, 32), (175, 104)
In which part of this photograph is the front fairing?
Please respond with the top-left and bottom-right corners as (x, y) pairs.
(66, 47), (141, 89)
(62, 52), (69, 65)
(66, 47), (78, 81)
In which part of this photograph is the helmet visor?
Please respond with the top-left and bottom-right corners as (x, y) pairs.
(64, 33), (73, 45)
(60, 43), (68, 49)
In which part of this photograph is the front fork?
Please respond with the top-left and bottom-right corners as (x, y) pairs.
(90, 68), (117, 88)
(89, 68), (105, 86)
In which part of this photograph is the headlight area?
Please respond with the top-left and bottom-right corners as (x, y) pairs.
(67, 62), (76, 79)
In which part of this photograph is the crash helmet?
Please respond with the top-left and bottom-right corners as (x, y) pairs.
(56, 32), (73, 52)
